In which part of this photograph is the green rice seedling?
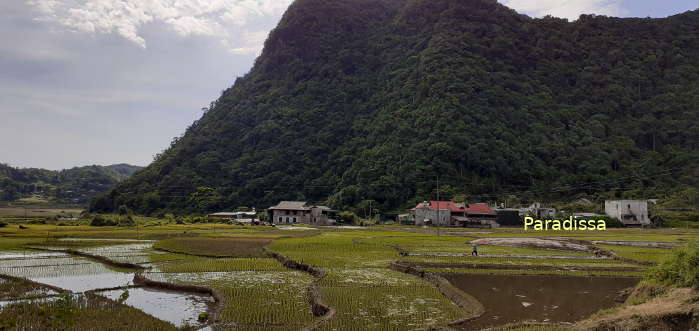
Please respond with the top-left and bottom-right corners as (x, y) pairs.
(597, 244), (674, 264)
(155, 237), (271, 257)
(269, 232), (399, 268)
(146, 271), (315, 326)
(153, 257), (287, 273)
(320, 285), (465, 330)
(0, 293), (181, 330)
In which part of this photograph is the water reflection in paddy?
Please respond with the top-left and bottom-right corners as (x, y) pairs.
(446, 273), (640, 330)
(97, 287), (214, 327)
(0, 252), (134, 293)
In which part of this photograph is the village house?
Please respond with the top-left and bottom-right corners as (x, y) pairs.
(604, 200), (650, 226)
(411, 201), (498, 228)
(267, 201), (337, 226)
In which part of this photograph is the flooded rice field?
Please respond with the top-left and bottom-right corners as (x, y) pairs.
(0, 243), (214, 328)
(97, 287), (214, 327)
(446, 273), (640, 330)
(0, 252), (135, 292)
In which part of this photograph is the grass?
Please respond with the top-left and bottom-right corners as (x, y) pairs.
(596, 244), (673, 264)
(0, 293), (182, 330)
(154, 237), (271, 257)
(0, 207), (83, 218)
(648, 241), (699, 288)
(0, 238), (44, 251)
(0, 277), (56, 299)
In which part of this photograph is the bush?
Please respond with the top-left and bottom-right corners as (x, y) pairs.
(597, 216), (623, 228)
(0, 222), (7, 228)
(337, 211), (359, 224)
(119, 215), (136, 227)
(90, 215), (117, 227)
(649, 241), (699, 289)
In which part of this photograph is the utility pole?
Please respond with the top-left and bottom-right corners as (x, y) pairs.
(437, 175), (440, 237)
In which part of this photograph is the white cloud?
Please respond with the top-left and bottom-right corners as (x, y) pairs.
(27, 0), (293, 53)
(501, 0), (625, 20)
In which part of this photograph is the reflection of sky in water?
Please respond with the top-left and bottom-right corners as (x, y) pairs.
(0, 252), (134, 293)
(98, 288), (213, 327)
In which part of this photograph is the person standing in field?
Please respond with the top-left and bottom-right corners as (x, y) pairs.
(471, 244), (478, 256)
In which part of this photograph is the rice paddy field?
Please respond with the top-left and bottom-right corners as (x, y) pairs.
(1, 222), (698, 330)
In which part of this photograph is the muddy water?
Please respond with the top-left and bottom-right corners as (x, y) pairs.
(98, 288), (214, 327)
(445, 274), (640, 330)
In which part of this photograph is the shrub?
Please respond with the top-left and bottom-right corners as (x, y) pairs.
(597, 216), (623, 228)
(337, 211), (359, 224)
(90, 215), (117, 227)
(0, 222), (7, 228)
(119, 215), (136, 227)
(648, 241), (699, 289)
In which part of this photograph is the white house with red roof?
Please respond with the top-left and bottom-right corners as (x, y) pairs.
(411, 201), (498, 228)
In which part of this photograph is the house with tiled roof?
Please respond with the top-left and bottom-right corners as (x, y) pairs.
(411, 201), (498, 228)
(267, 201), (337, 225)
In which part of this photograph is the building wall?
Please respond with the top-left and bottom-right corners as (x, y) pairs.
(414, 207), (451, 226)
(604, 200), (650, 225)
(308, 207), (330, 225)
(271, 209), (310, 224)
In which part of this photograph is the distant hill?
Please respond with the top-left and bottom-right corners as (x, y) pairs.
(0, 163), (143, 205)
(95, 0), (699, 215)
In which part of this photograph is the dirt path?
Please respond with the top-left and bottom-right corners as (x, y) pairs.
(404, 252), (614, 260)
(399, 261), (646, 273)
(590, 240), (680, 248)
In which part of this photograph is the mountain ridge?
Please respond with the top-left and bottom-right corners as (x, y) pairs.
(0, 163), (142, 204)
(93, 0), (699, 215)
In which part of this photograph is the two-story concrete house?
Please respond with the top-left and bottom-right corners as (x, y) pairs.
(268, 201), (336, 225)
(604, 200), (650, 226)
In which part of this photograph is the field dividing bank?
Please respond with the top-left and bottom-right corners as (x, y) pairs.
(2, 225), (697, 330)
(142, 237), (320, 329)
(269, 231), (479, 330)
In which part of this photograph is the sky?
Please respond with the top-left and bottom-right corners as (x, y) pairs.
(1, 0), (697, 170)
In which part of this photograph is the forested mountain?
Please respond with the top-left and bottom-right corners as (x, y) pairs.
(0, 163), (142, 204)
(92, 0), (699, 215)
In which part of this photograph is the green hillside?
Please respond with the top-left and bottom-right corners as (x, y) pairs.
(93, 0), (699, 215)
(0, 163), (142, 204)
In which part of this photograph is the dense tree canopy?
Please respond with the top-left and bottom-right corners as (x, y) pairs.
(0, 164), (141, 204)
(93, 0), (699, 215)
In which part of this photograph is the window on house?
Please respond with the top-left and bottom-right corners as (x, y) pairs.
(293, 217), (297, 223)
(286, 217), (289, 223)
(278, 217), (282, 222)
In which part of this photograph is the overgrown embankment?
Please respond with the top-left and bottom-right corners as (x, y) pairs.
(265, 249), (335, 330)
(390, 261), (485, 325)
(576, 241), (699, 331)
